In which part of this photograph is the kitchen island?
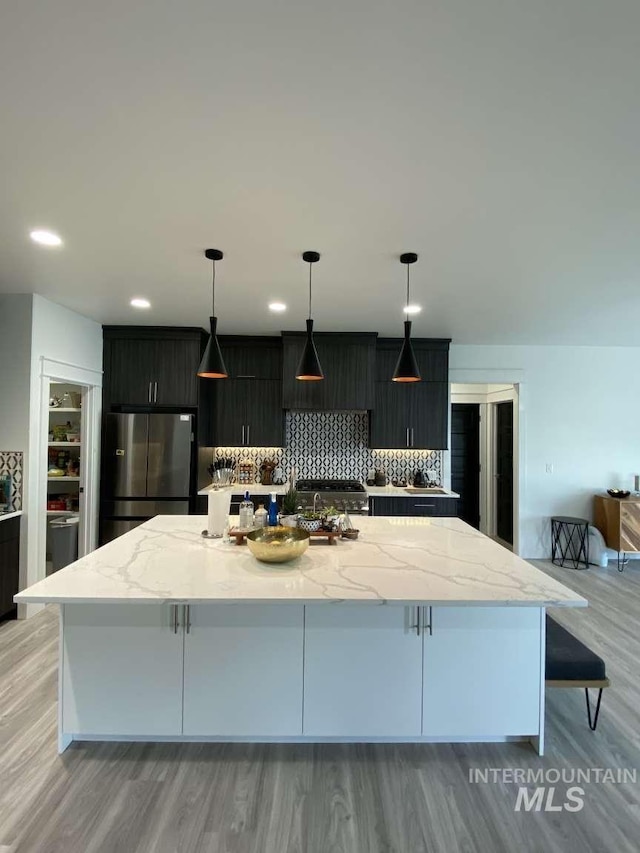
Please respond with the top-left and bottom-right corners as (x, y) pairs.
(16, 515), (585, 755)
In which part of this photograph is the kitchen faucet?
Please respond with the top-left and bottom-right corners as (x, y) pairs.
(313, 492), (320, 513)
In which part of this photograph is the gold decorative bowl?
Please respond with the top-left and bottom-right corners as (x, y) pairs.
(245, 526), (310, 564)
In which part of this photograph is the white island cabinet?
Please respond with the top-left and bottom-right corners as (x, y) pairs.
(16, 515), (585, 755)
(183, 604), (304, 737)
(62, 603), (183, 736)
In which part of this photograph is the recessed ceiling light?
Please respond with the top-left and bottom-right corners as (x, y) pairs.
(404, 304), (422, 315)
(268, 302), (287, 312)
(30, 229), (63, 247)
(130, 297), (151, 309)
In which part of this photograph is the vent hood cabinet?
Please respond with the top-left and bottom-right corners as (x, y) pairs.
(282, 333), (377, 411)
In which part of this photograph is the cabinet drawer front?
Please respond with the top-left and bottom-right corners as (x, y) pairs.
(0, 516), (20, 545)
(303, 605), (422, 737)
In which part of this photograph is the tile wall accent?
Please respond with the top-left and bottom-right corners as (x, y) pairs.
(214, 412), (442, 485)
(0, 451), (24, 511)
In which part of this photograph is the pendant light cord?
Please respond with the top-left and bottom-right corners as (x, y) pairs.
(212, 260), (216, 316)
(308, 262), (312, 320)
(406, 264), (410, 310)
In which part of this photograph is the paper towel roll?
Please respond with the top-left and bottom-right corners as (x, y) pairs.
(207, 488), (231, 537)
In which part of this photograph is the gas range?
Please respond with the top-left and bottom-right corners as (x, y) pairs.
(295, 479), (368, 515)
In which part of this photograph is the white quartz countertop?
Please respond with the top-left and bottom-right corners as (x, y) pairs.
(198, 485), (288, 496)
(15, 515), (585, 608)
(197, 484), (458, 498)
(0, 510), (22, 523)
(366, 486), (459, 498)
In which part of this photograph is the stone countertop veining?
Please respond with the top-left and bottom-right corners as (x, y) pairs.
(15, 515), (585, 608)
(366, 486), (460, 498)
(0, 510), (23, 523)
(197, 485), (289, 496)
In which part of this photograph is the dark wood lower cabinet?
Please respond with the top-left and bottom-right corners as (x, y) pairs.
(369, 497), (458, 518)
(0, 516), (20, 620)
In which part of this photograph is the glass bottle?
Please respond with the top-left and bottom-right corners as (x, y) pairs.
(238, 491), (254, 530)
(254, 504), (268, 528)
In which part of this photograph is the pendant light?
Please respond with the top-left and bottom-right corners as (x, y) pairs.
(197, 249), (229, 378)
(295, 250), (324, 381)
(392, 252), (421, 382)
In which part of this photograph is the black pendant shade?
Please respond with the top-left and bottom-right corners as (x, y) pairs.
(392, 320), (421, 382)
(296, 318), (324, 380)
(197, 249), (228, 379)
(198, 316), (228, 378)
(295, 250), (324, 381)
(392, 252), (421, 382)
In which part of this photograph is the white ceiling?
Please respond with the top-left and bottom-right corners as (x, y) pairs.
(1, 0), (639, 344)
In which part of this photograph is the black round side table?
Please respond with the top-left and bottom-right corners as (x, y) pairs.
(551, 516), (590, 569)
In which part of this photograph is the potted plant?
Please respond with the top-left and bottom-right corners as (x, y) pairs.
(298, 510), (323, 533)
(280, 487), (299, 527)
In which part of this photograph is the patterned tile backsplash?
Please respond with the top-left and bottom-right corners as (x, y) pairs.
(214, 412), (442, 484)
(0, 451), (24, 512)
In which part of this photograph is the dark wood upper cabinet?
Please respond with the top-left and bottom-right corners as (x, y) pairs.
(370, 381), (449, 450)
(282, 333), (377, 410)
(103, 327), (205, 408)
(214, 338), (285, 447)
(215, 379), (284, 447)
(218, 336), (282, 379)
(374, 338), (450, 382)
(370, 338), (450, 450)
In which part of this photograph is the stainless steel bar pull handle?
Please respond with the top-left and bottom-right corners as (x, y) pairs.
(185, 604), (191, 634)
(406, 427), (410, 448)
(148, 381), (152, 403)
(410, 605), (421, 636)
(410, 427), (414, 447)
(241, 425), (245, 445)
(154, 381), (158, 403)
(424, 606), (433, 636)
(246, 424), (250, 445)
(172, 604), (179, 634)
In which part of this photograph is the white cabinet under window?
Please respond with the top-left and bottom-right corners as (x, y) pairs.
(62, 603), (184, 736)
(303, 605), (423, 736)
(422, 606), (542, 737)
(182, 604), (304, 736)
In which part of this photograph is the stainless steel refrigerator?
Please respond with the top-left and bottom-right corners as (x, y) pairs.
(101, 413), (194, 543)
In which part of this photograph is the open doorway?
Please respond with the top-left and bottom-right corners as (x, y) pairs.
(31, 359), (101, 590)
(46, 383), (85, 574)
(450, 384), (519, 551)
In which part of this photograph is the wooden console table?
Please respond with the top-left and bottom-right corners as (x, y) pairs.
(593, 494), (640, 571)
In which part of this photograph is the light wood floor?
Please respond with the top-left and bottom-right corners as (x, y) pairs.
(1, 561), (639, 853)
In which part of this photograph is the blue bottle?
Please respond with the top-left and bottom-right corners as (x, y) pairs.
(268, 492), (278, 526)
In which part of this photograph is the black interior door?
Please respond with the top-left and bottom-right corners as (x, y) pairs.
(495, 400), (514, 544)
(451, 404), (480, 529)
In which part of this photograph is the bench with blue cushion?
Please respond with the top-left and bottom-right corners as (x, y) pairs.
(545, 615), (610, 730)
